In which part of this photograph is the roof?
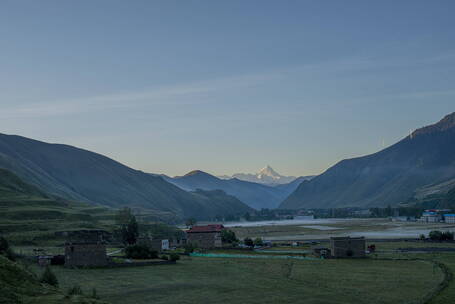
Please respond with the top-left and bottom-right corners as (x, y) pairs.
(187, 224), (224, 233)
(444, 214), (455, 217)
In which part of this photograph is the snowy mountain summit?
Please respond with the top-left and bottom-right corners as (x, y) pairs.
(228, 165), (298, 185)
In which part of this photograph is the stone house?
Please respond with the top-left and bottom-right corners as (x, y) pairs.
(65, 242), (108, 267)
(330, 236), (366, 258)
(186, 224), (224, 249)
(64, 230), (108, 267)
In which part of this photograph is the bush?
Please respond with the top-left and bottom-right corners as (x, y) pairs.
(169, 253), (180, 261)
(125, 244), (158, 259)
(429, 230), (443, 241)
(184, 242), (196, 254)
(221, 230), (238, 243)
(40, 266), (58, 287)
(244, 237), (254, 247)
(67, 284), (83, 296)
(160, 255), (169, 260)
(254, 237), (263, 247)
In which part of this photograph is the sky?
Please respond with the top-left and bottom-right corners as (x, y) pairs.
(0, 0), (454, 177)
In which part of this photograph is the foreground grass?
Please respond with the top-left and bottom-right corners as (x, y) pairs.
(45, 256), (442, 304)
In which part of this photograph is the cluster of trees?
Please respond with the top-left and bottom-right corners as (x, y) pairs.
(369, 206), (424, 218)
(427, 230), (454, 241)
(116, 207), (184, 260)
(243, 237), (263, 247)
(221, 230), (238, 244)
(124, 244), (158, 259)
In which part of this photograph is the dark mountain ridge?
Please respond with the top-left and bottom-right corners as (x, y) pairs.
(281, 112), (455, 209)
(0, 134), (251, 219)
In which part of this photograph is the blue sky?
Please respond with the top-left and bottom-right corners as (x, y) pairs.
(0, 0), (454, 177)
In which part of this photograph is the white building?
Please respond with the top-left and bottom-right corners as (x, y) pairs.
(444, 214), (455, 224)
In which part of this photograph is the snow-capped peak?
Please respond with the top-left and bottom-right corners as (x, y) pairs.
(257, 165), (281, 180)
(227, 165), (298, 185)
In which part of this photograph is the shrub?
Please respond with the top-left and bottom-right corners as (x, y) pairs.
(160, 255), (169, 260)
(244, 237), (254, 247)
(254, 237), (263, 247)
(184, 242), (196, 254)
(221, 230), (238, 243)
(429, 230), (443, 241)
(169, 253), (180, 261)
(125, 244), (158, 259)
(40, 266), (58, 287)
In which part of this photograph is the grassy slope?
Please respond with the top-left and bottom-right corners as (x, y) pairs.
(45, 256), (442, 304)
(0, 168), (118, 245)
(0, 134), (250, 220)
(0, 255), (106, 304)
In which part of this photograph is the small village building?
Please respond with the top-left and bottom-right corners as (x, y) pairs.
(420, 211), (441, 223)
(170, 237), (186, 248)
(444, 214), (455, 224)
(64, 230), (108, 267)
(186, 224), (224, 249)
(65, 242), (108, 267)
(330, 236), (366, 258)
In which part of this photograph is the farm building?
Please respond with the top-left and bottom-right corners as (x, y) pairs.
(186, 224), (224, 249)
(330, 236), (366, 258)
(64, 230), (108, 267)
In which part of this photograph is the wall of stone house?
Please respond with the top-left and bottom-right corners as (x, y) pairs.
(187, 232), (222, 249)
(330, 238), (365, 258)
(65, 243), (108, 267)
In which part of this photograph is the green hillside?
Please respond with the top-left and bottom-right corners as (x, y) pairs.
(0, 255), (106, 304)
(0, 134), (251, 220)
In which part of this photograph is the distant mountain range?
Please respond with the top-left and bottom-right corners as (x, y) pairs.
(281, 112), (455, 209)
(0, 134), (252, 220)
(163, 170), (307, 209)
(219, 165), (313, 186)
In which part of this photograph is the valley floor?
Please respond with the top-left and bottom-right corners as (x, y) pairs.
(27, 244), (452, 304)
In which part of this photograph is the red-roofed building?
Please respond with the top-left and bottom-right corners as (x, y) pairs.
(186, 224), (224, 248)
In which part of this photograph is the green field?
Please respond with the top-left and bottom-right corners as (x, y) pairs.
(39, 255), (444, 304)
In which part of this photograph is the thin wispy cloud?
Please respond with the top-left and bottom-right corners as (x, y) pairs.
(0, 72), (282, 119)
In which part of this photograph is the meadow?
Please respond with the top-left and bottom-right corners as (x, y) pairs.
(40, 254), (443, 304)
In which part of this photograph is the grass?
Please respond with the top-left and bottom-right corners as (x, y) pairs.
(39, 255), (443, 304)
(0, 255), (106, 304)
